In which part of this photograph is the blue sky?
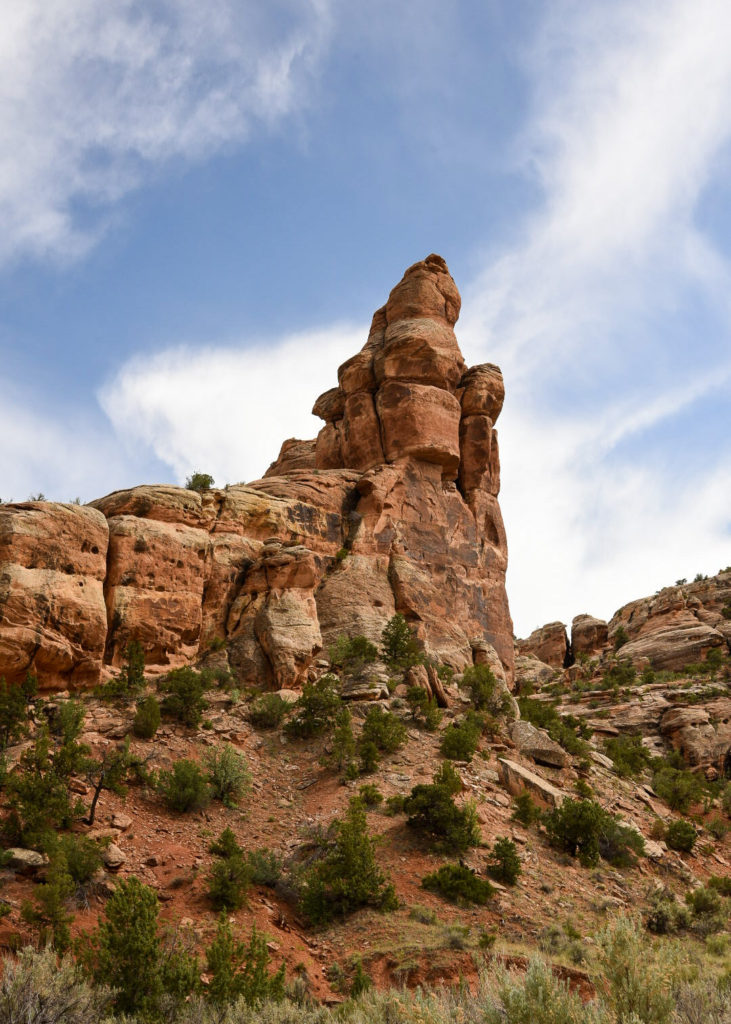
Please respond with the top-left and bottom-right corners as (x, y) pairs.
(1, 0), (730, 636)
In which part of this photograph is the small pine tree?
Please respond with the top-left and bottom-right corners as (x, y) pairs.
(487, 836), (522, 885)
(329, 707), (356, 773)
(156, 759), (210, 813)
(133, 695), (161, 739)
(204, 744), (251, 808)
(80, 877), (164, 1018)
(380, 613), (422, 673)
(186, 472), (215, 492)
(299, 799), (397, 925)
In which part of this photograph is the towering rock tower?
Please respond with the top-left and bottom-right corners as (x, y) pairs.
(0, 255), (513, 691)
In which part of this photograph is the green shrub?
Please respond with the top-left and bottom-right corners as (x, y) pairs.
(652, 757), (705, 813)
(3, 726), (85, 849)
(246, 848), (282, 887)
(157, 759), (211, 813)
(544, 798), (643, 868)
(329, 635), (378, 673)
(207, 829), (251, 911)
(358, 783), (383, 807)
(133, 694), (161, 739)
(159, 667), (209, 728)
(511, 791), (540, 826)
(613, 625), (629, 650)
(723, 781), (731, 817)
(80, 876), (199, 1018)
(439, 712), (482, 761)
(708, 874), (731, 896)
(97, 641), (146, 700)
(406, 686), (443, 731)
(0, 947), (110, 1024)
(57, 833), (103, 885)
(421, 863), (494, 905)
(487, 837), (522, 885)
(0, 672), (36, 749)
(247, 693), (288, 729)
(517, 698), (589, 758)
(186, 472), (214, 492)
(204, 744), (251, 807)
(605, 733), (651, 778)
(646, 890), (690, 934)
(283, 675), (341, 739)
(597, 916), (676, 1024)
(360, 706), (407, 754)
(205, 914), (284, 1007)
(21, 850), (74, 952)
(381, 613), (422, 673)
(461, 664), (512, 716)
(404, 766), (479, 853)
(602, 660), (636, 690)
(328, 707), (356, 772)
(686, 885), (721, 917)
(298, 799), (397, 925)
(665, 819), (697, 852)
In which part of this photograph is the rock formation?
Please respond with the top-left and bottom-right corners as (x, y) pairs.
(0, 255), (514, 692)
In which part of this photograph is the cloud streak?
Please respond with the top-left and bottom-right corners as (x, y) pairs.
(0, 0), (332, 264)
(98, 326), (364, 486)
(457, 0), (731, 633)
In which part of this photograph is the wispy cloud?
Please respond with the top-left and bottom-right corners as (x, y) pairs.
(0, 0), (332, 264)
(98, 326), (364, 486)
(454, 0), (731, 633)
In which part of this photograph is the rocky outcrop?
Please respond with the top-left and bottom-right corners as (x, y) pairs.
(0, 256), (514, 693)
(0, 503), (109, 689)
(607, 574), (730, 670)
(571, 615), (608, 658)
(516, 622), (571, 669)
(660, 700), (731, 772)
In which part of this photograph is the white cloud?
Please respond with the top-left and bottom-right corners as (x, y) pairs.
(456, 0), (731, 635)
(98, 326), (364, 486)
(0, 378), (140, 503)
(0, 0), (332, 264)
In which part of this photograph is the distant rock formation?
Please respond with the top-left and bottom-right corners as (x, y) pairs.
(0, 255), (514, 691)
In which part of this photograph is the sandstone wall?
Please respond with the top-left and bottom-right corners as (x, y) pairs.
(0, 256), (515, 691)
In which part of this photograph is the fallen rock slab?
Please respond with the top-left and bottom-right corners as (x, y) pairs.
(497, 758), (565, 809)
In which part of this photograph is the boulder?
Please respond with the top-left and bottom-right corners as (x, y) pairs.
(6, 848), (45, 873)
(509, 720), (569, 768)
(497, 758), (566, 809)
(102, 844), (127, 870)
(516, 622), (570, 669)
(571, 614), (608, 657)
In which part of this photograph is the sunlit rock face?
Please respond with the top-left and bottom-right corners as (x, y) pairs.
(0, 256), (514, 691)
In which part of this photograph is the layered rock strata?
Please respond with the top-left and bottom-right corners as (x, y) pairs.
(0, 256), (514, 691)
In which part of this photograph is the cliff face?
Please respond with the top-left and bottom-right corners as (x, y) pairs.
(0, 255), (514, 691)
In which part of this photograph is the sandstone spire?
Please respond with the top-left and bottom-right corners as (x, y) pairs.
(0, 256), (514, 691)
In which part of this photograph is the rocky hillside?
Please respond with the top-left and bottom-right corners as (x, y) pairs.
(516, 569), (731, 779)
(0, 254), (512, 694)
(0, 258), (728, 1016)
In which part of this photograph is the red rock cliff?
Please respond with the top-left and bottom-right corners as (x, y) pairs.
(0, 255), (514, 690)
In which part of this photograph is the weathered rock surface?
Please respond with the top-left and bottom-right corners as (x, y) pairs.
(497, 758), (565, 809)
(607, 573), (730, 670)
(0, 256), (514, 693)
(509, 720), (569, 768)
(516, 622), (570, 669)
(0, 503), (109, 689)
(514, 654), (555, 689)
(660, 700), (731, 772)
(571, 615), (608, 658)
